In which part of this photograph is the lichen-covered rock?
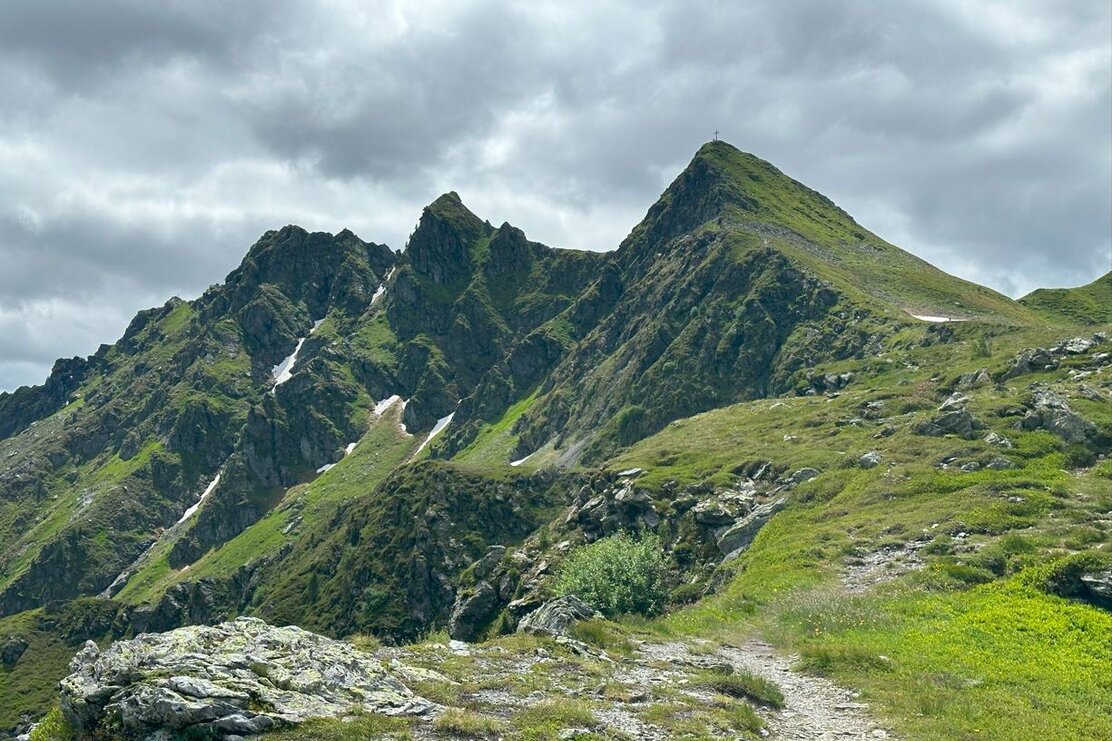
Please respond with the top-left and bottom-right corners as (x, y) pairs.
(59, 617), (433, 740)
(0, 634), (27, 664)
(1018, 389), (1096, 444)
(517, 595), (599, 637)
(1080, 570), (1112, 608)
(858, 451), (882, 469)
(1000, 347), (1057, 380)
(915, 398), (983, 439)
(448, 580), (499, 642)
(717, 497), (788, 558)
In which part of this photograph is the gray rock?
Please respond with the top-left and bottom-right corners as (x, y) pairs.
(693, 499), (741, 526)
(517, 595), (599, 637)
(1019, 390), (1096, 444)
(986, 457), (1016, 470)
(448, 580), (499, 642)
(955, 369), (991, 391)
(1001, 348), (1057, 380)
(60, 617), (433, 739)
(938, 393), (970, 413)
(1055, 337), (1094, 355)
(1080, 570), (1112, 607)
(859, 451), (882, 470)
(0, 635), (28, 664)
(916, 406), (983, 439)
(717, 497), (788, 558)
(782, 468), (820, 487)
(983, 431), (1013, 448)
(1077, 384), (1105, 402)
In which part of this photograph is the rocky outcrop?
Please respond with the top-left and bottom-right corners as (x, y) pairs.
(60, 617), (433, 740)
(1080, 569), (1112, 609)
(1018, 389), (1096, 444)
(915, 394), (984, 439)
(517, 595), (599, 637)
(0, 355), (99, 443)
(1000, 348), (1058, 380)
(0, 635), (27, 665)
(718, 497), (788, 559)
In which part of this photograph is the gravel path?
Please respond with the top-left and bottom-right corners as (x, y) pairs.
(637, 640), (896, 740)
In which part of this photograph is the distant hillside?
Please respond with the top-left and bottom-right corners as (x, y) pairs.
(1020, 271), (1112, 325)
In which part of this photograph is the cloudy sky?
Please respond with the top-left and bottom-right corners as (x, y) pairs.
(1, 0), (1109, 391)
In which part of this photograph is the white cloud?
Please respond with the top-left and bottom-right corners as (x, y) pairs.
(0, 0), (1108, 390)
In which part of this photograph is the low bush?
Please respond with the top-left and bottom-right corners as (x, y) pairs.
(553, 532), (668, 617)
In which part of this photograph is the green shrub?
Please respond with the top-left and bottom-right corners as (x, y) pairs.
(28, 707), (74, 741)
(615, 405), (648, 445)
(553, 532), (667, 617)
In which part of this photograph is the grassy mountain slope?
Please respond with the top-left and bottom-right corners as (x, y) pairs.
(508, 142), (1038, 464)
(1020, 270), (1112, 326)
(3, 141), (1110, 739)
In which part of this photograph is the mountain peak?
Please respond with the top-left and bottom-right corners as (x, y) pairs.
(406, 192), (492, 284)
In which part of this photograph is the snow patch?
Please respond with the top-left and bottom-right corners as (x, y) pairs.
(271, 338), (307, 388)
(510, 451), (535, 467)
(178, 473), (222, 524)
(907, 311), (970, 323)
(345, 442), (357, 455)
(413, 412), (454, 456)
(374, 394), (403, 416)
(316, 463), (336, 474)
(371, 267), (396, 305)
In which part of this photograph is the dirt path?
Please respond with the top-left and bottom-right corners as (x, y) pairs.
(635, 639), (895, 740)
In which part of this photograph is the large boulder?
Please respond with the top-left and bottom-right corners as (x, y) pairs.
(1018, 389), (1096, 444)
(60, 617), (433, 740)
(1000, 348), (1057, 380)
(448, 581), (499, 642)
(915, 396), (984, 439)
(517, 595), (599, 637)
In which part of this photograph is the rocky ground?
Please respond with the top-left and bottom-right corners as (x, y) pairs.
(49, 612), (896, 740)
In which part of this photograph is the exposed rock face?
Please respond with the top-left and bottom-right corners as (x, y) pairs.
(1080, 570), (1112, 609)
(915, 395), (983, 439)
(517, 595), (598, 637)
(448, 546), (507, 641)
(718, 497), (788, 558)
(1000, 347), (1058, 380)
(0, 635), (27, 665)
(60, 617), (433, 740)
(1018, 389), (1096, 444)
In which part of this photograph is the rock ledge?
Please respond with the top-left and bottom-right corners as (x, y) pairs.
(60, 616), (433, 740)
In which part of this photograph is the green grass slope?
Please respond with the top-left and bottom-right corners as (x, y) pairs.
(1020, 270), (1112, 326)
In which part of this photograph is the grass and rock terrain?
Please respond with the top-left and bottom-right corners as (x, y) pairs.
(2, 142), (1110, 740)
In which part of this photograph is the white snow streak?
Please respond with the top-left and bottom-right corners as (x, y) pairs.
(270, 320), (324, 391)
(374, 394), (403, 416)
(316, 463), (336, 474)
(177, 473), (222, 524)
(271, 337), (307, 387)
(413, 412), (454, 456)
(372, 267), (396, 305)
(345, 442), (357, 455)
(910, 314), (952, 323)
(510, 451), (535, 467)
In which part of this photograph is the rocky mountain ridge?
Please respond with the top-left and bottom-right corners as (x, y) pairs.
(2, 141), (1110, 740)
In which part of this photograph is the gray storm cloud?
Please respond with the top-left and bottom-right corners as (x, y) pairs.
(0, 0), (1109, 390)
